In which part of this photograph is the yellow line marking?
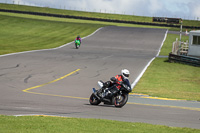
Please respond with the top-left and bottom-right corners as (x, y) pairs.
(127, 102), (200, 112)
(22, 69), (200, 111)
(22, 69), (87, 100)
(130, 93), (186, 101)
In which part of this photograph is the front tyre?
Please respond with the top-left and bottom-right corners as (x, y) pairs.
(75, 43), (79, 49)
(89, 93), (101, 105)
(113, 93), (128, 108)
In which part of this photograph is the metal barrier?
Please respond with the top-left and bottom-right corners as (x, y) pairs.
(168, 52), (200, 67)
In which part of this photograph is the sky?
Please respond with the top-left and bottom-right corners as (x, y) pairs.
(1, 0), (200, 20)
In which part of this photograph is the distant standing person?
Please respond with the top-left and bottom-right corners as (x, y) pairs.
(75, 35), (82, 49)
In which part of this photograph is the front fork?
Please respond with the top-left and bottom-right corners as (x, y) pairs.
(92, 88), (103, 100)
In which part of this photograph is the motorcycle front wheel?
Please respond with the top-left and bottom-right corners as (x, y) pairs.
(89, 93), (101, 105)
(75, 43), (79, 49)
(113, 93), (128, 108)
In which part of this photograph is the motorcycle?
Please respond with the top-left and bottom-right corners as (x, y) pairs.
(75, 40), (81, 49)
(89, 78), (132, 108)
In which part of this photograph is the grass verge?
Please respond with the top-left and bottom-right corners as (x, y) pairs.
(0, 11), (166, 29)
(134, 58), (200, 101)
(0, 115), (199, 133)
(0, 3), (164, 23)
(0, 13), (105, 55)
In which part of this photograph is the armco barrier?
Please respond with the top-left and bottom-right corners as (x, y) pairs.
(1, 9), (200, 29)
(168, 52), (200, 67)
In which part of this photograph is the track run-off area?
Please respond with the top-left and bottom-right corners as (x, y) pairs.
(0, 26), (199, 129)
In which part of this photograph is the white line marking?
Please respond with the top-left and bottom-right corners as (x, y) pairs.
(156, 30), (168, 57)
(131, 30), (168, 89)
(14, 114), (44, 117)
(0, 27), (104, 58)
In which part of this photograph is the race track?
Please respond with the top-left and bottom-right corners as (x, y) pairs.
(0, 26), (199, 129)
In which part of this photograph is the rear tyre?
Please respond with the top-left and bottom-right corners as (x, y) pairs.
(113, 93), (128, 108)
(89, 93), (101, 105)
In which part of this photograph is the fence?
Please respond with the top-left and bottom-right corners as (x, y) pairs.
(172, 39), (189, 55)
(168, 53), (200, 66)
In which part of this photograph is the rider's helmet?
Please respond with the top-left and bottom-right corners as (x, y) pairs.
(121, 69), (130, 79)
(77, 35), (80, 39)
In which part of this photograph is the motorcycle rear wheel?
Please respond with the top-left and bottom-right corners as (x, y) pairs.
(89, 93), (101, 105)
(113, 93), (128, 108)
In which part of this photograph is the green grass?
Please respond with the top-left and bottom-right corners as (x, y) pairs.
(0, 3), (158, 23)
(0, 11), (165, 29)
(0, 115), (199, 133)
(1, 3), (200, 30)
(0, 13), (105, 55)
(134, 58), (200, 101)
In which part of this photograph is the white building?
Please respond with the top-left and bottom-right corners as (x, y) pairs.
(188, 30), (200, 57)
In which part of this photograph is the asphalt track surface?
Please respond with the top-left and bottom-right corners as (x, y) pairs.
(0, 26), (199, 129)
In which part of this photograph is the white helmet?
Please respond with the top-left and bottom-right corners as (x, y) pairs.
(121, 69), (130, 79)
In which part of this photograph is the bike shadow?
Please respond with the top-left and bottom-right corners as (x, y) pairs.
(84, 104), (119, 108)
(71, 47), (81, 49)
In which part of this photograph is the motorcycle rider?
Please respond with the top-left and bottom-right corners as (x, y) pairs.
(102, 69), (130, 98)
(75, 35), (82, 45)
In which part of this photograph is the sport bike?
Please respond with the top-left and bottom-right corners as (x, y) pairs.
(75, 40), (81, 49)
(89, 78), (132, 108)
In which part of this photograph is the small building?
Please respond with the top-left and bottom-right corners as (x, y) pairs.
(188, 30), (200, 57)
